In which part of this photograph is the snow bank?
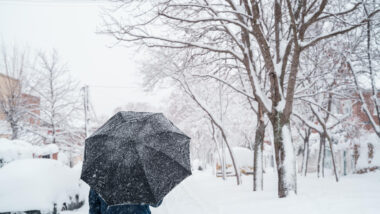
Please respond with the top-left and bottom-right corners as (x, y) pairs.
(0, 159), (88, 212)
(0, 138), (35, 164)
(58, 152), (70, 166)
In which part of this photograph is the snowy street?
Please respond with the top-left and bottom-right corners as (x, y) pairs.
(67, 170), (380, 214)
(1, 1), (380, 214)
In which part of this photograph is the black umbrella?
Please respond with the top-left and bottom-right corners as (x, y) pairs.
(80, 111), (191, 206)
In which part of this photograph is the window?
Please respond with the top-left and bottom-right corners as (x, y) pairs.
(342, 100), (352, 115)
(41, 154), (50, 159)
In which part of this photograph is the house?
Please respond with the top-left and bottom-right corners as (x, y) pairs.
(33, 143), (59, 160)
(297, 89), (380, 174)
(337, 90), (380, 171)
(0, 73), (41, 138)
(350, 90), (380, 132)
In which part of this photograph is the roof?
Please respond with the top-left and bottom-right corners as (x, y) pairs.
(0, 73), (19, 82)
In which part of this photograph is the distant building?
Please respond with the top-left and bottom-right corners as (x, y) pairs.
(0, 73), (41, 138)
(351, 90), (380, 131)
(297, 90), (380, 174)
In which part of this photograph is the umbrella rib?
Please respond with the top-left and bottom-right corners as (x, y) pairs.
(141, 144), (192, 175)
(82, 151), (108, 172)
(135, 146), (158, 203)
(141, 131), (189, 142)
(82, 136), (120, 172)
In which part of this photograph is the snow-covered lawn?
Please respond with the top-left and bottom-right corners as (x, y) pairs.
(66, 169), (380, 214)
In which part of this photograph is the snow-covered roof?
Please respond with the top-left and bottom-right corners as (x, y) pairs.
(35, 144), (59, 156)
(0, 138), (59, 163)
(0, 121), (11, 135)
(0, 159), (88, 212)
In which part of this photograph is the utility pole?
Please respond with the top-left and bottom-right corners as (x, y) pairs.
(82, 85), (89, 138)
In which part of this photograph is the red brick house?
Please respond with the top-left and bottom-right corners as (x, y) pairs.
(0, 73), (41, 138)
(351, 90), (380, 131)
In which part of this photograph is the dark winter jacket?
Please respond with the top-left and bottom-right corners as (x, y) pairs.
(89, 189), (162, 214)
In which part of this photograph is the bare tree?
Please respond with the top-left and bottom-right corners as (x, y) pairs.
(0, 46), (37, 139)
(31, 50), (82, 149)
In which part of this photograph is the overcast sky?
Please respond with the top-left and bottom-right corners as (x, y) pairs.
(0, 0), (169, 118)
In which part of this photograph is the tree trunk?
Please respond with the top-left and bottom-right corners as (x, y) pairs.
(220, 134), (227, 180)
(221, 132), (242, 185)
(10, 122), (18, 140)
(301, 134), (310, 176)
(327, 137), (339, 182)
(211, 121), (224, 178)
(253, 114), (265, 191)
(322, 136), (326, 177)
(260, 135), (264, 190)
(272, 115), (297, 198)
(317, 134), (326, 178)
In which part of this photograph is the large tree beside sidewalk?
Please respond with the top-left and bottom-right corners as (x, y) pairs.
(105, 0), (378, 197)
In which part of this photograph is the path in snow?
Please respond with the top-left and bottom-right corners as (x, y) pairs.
(66, 169), (380, 214)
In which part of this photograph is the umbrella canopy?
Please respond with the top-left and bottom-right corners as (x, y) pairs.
(80, 111), (191, 206)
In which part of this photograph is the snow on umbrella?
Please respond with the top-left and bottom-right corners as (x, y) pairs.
(80, 111), (191, 206)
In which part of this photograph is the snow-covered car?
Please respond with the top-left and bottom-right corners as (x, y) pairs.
(0, 159), (89, 214)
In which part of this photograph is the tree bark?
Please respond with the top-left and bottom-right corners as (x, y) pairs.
(10, 122), (19, 140)
(322, 136), (326, 178)
(301, 130), (310, 176)
(317, 134), (326, 178)
(272, 114), (297, 198)
(210, 120), (225, 179)
(253, 108), (265, 191)
(326, 136), (339, 182)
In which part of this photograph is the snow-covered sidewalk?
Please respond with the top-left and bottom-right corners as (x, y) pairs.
(67, 170), (380, 214)
(153, 170), (380, 214)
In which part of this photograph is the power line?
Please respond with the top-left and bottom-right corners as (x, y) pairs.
(88, 84), (142, 89)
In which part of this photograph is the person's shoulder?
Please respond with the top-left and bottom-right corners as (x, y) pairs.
(151, 200), (162, 208)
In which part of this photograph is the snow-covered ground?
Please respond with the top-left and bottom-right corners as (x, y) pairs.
(66, 168), (380, 214)
(0, 159), (88, 213)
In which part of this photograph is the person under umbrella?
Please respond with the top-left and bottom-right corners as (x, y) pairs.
(89, 189), (161, 214)
(81, 111), (191, 214)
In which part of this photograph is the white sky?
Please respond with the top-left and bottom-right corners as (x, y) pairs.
(0, 0), (170, 118)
